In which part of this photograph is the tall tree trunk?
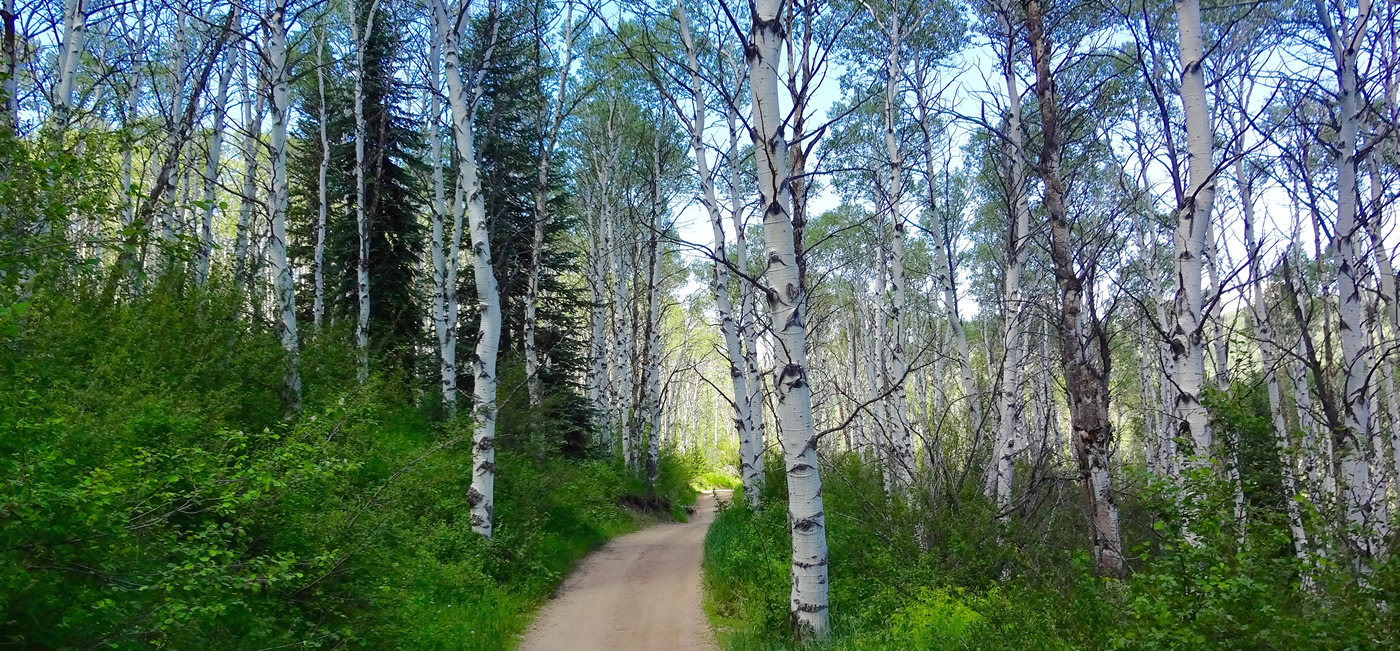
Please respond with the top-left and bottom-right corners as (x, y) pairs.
(984, 0), (1031, 513)
(52, 0), (86, 131)
(313, 30), (330, 329)
(434, 0), (501, 537)
(198, 12), (236, 286)
(427, 27), (460, 416)
(266, 0), (301, 411)
(235, 43), (264, 295)
(525, 1), (573, 408)
(677, 1), (757, 503)
(727, 49), (765, 482)
(643, 116), (664, 488)
(1316, 0), (1384, 562)
(1022, 0), (1124, 577)
(1169, 0), (1216, 470)
(350, 0), (381, 383)
(879, 13), (914, 491)
(749, 0), (829, 636)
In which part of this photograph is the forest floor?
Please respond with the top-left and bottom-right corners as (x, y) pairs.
(516, 490), (729, 650)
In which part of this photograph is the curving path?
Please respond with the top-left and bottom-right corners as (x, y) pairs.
(516, 491), (727, 651)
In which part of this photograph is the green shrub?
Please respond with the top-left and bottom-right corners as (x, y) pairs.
(0, 282), (700, 648)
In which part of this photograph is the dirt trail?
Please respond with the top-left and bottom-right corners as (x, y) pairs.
(516, 490), (727, 651)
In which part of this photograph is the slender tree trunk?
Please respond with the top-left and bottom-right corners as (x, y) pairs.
(266, 0), (301, 411)
(879, 14), (914, 491)
(749, 0), (829, 636)
(52, 0), (86, 131)
(985, 2), (1030, 513)
(1023, 0), (1124, 577)
(1317, 0), (1384, 561)
(1, 0), (17, 132)
(727, 52), (765, 482)
(197, 13), (236, 286)
(677, 2), (756, 503)
(1170, 0), (1216, 469)
(313, 30), (330, 329)
(350, 0), (381, 383)
(525, 1), (573, 408)
(434, 0), (501, 537)
(235, 43), (264, 294)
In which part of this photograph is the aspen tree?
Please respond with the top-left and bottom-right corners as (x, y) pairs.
(313, 28), (329, 328)
(431, 0), (502, 537)
(1022, 0), (1123, 577)
(525, 0), (573, 407)
(1169, 0), (1216, 473)
(675, 0), (758, 503)
(746, 0), (829, 635)
(197, 10), (237, 286)
(265, 0), (302, 410)
(349, 0), (381, 383)
(1314, 0), (1384, 561)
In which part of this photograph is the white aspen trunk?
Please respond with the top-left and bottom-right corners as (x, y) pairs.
(525, 1), (573, 408)
(879, 14), (914, 491)
(52, 0), (86, 129)
(919, 104), (980, 434)
(985, 3), (1031, 512)
(161, 11), (188, 250)
(313, 30), (330, 329)
(235, 43), (264, 291)
(1364, 160), (1400, 498)
(1171, 0), (1216, 466)
(729, 80), (766, 481)
(1205, 218), (1229, 392)
(434, 0), (501, 537)
(750, 0), (829, 634)
(427, 28), (458, 416)
(197, 16), (235, 287)
(350, 0), (381, 384)
(676, 1), (757, 503)
(585, 171), (610, 433)
(641, 113), (665, 486)
(1317, 0), (1384, 561)
(266, 0), (301, 411)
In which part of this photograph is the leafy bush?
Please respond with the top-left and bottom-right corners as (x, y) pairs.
(0, 281), (698, 648)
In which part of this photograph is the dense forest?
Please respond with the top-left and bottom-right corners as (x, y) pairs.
(1, 0), (1398, 647)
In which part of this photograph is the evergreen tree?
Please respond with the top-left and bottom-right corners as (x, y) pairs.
(291, 2), (426, 372)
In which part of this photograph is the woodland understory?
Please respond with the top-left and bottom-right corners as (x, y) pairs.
(2, 0), (1399, 648)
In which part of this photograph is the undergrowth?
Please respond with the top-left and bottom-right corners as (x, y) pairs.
(0, 280), (698, 649)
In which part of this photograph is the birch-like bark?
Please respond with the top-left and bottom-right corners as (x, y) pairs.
(727, 46), (765, 478)
(349, 0), (381, 383)
(749, 0), (829, 635)
(426, 25), (460, 416)
(197, 13), (236, 286)
(1023, 0), (1124, 577)
(433, 0), (501, 537)
(985, 0), (1031, 513)
(1170, 0), (1216, 467)
(677, 1), (757, 502)
(235, 43), (264, 294)
(52, 0), (86, 130)
(265, 0), (301, 411)
(1240, 137), (1311, 578)
(918, 95), (980, 434)
(643, 116), (664, 488)
(1316, 0), (1384, 561)
(525, 0), (573, 408)
(879, 11), (914, 491)
(160, 11), (188, 250)
(313, 30), (329, 329)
